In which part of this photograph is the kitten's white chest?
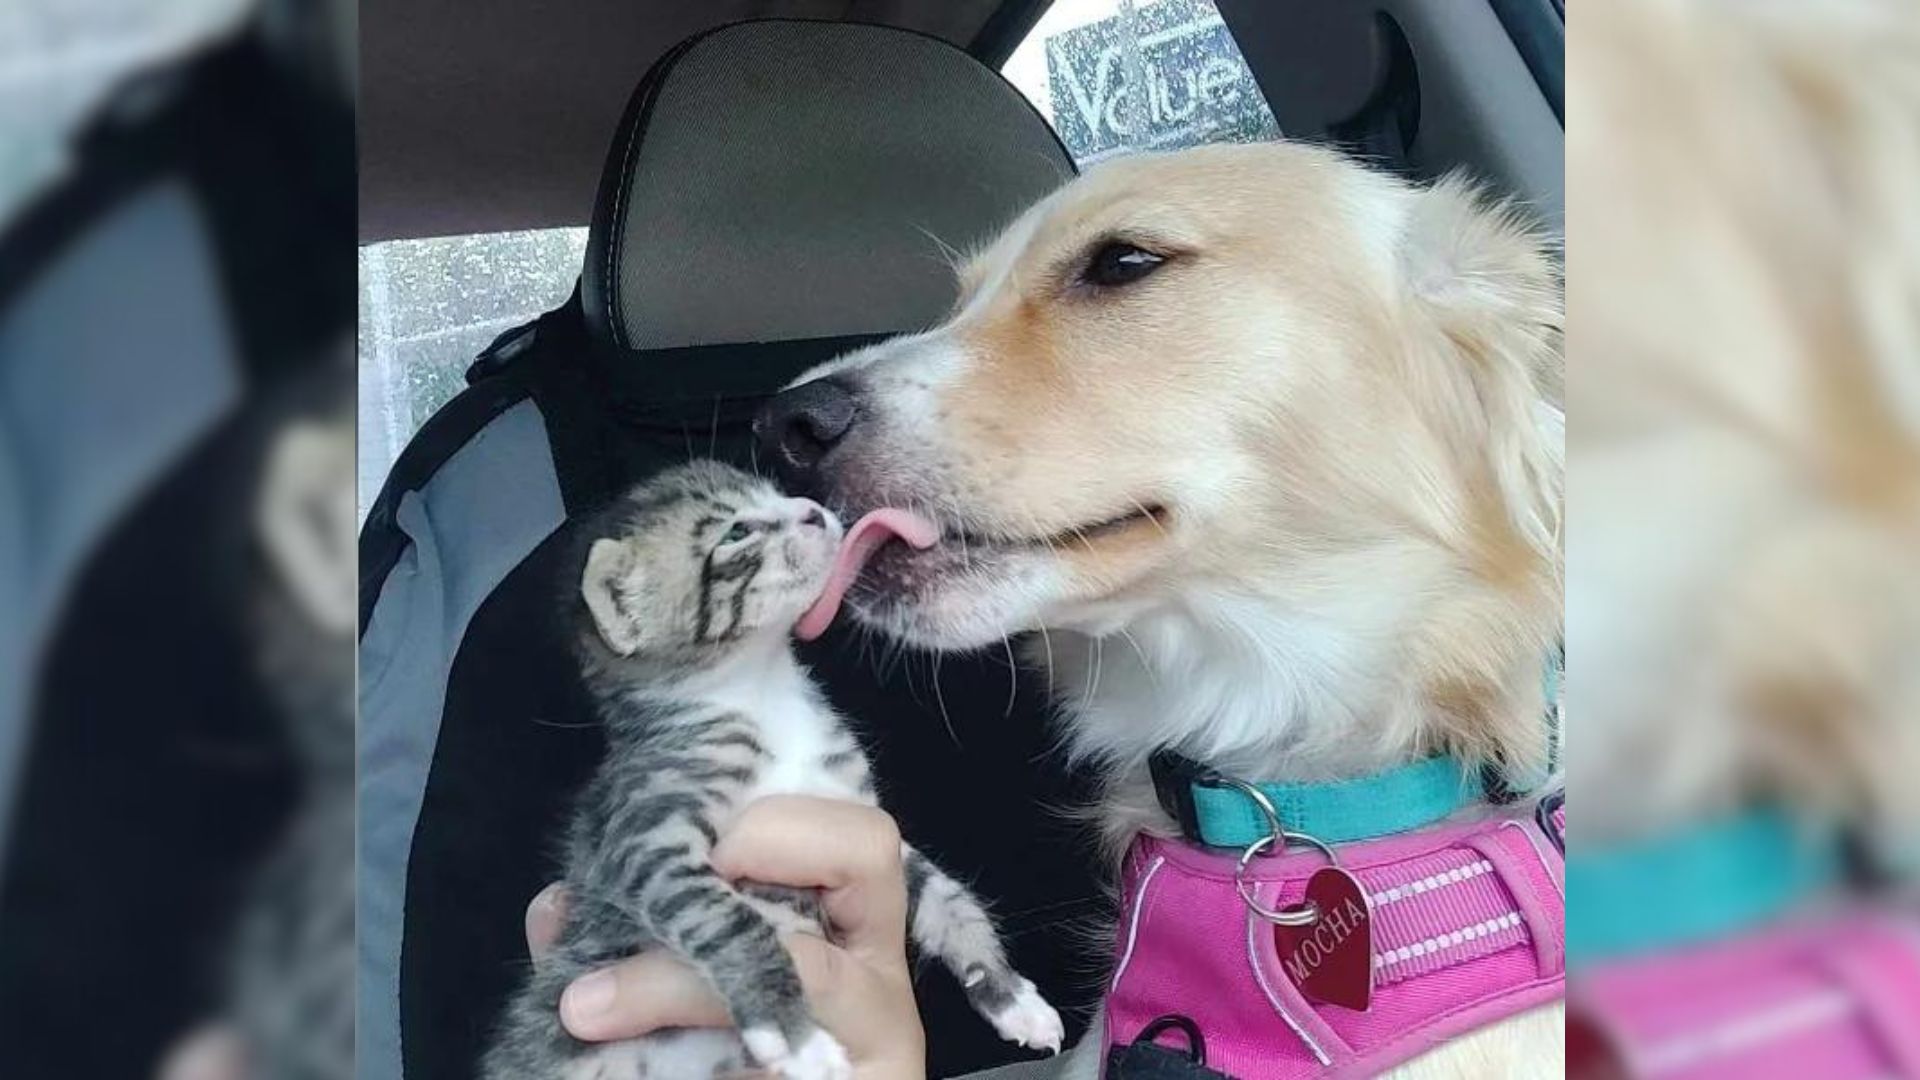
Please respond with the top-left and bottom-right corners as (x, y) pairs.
(745, 694), (860, 802)
(686, 646), (866, 806)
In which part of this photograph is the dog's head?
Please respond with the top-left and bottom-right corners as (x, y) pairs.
(764, 143), (1562, 771)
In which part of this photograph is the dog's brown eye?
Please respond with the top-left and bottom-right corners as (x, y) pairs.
(1081, 242), (1166, 288)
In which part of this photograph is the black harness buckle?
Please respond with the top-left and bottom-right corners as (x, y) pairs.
(1536, 789), (1566, 855)
(1107, 1015), (1234, 1079)
(1149, 752), (1217, 844)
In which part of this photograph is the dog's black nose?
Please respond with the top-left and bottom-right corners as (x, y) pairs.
(755, 378), (857, 488)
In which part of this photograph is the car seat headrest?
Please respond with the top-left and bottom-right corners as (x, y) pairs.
(583, 19), (1075, 353)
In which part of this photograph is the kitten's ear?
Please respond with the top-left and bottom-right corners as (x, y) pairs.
(257, 420), (356, 635)
(581, 537), (649, 656)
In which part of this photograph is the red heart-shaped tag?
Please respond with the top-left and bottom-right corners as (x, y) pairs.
(1272, 866), (1373, 1011)
(1566, 1010), (1630, 1080)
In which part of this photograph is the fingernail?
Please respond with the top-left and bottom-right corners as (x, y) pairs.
(527, 884), (563, 925)
(562, 970), (617, 1027)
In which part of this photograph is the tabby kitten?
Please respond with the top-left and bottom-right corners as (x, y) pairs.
(482, 461), (1062, 1080)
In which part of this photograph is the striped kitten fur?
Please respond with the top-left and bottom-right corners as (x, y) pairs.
(482, 462), (1062, 1080)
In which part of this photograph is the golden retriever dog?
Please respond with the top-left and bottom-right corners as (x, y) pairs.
(760, 141), (1565, 1077)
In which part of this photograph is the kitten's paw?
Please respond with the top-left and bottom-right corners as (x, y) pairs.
(740, 1026), (852, 1080)
(986, 978), (1064, 1054)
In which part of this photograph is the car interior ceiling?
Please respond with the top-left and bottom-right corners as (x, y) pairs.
(361, 1), (1561, 245)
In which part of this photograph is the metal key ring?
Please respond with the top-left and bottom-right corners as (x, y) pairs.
(1200, 776), (1286, 854)
(1234, 830), (1338, 926)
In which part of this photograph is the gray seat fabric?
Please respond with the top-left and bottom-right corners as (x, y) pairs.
(0, 180), (240, 863)
(960, 1059), (1074, 1080)
(585, 19), (1074, 351)
(356, 400), (565, 1080)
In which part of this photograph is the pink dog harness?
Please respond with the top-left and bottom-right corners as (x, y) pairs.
(1569, 912), (1920, 1079)
(1565, 809), (1920, 1079)
(1103, 783), (1566, 1078)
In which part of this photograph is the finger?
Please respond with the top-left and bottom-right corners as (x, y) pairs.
(711, 797), (908, 962)
(560, 935), (918, 1051)
(783, 934), (924, 1070)
(711, 797), (904, 889)
(559, 950), (731, 1041)
(524, 883), (568, 958)
(782, 934), (885, 1036)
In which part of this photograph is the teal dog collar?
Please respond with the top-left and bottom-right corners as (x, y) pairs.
(1150, 753), (1485, 848)
(1567, 807), (1840, 969)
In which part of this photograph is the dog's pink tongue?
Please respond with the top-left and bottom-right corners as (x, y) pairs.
(795, 508), (939, 641)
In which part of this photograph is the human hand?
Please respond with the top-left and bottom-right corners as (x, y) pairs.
(525, 796), (926, 1080)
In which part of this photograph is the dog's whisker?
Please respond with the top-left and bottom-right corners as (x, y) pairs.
(1084, 633), (1105, 706)
(931, 651), (962, 749)
(1021, 511), (1072, 703)
(1128, 495), (1172, 544)
(1023, 509), (1063, 561)
(1000, 632), (1020, 720)
(1036, 622), (1057, 698)
(912, 222), (965, 274)
(1116, 627), (1158, 692)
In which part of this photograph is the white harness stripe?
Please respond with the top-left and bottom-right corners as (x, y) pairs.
(1368, 858), (1496, 909)
(1374, 912), (1525, 971)
(1109, 855), (1168, 992)
(1638, 989), (1856, 1075)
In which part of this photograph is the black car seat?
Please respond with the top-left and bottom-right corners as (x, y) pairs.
(357, 21), (1096, 1080)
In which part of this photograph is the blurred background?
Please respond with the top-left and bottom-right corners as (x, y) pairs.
(0, 1), (353, 1079)
(1568, 0), (1920, 1077)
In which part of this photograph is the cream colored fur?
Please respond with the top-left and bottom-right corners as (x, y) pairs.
(797, 139), (1564, 1076)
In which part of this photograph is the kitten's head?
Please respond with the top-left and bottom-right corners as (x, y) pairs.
(575, 461), (842, 659)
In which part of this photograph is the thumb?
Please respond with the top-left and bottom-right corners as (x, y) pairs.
(525, 883), (568, 957)
(781, 933), (924, 1072)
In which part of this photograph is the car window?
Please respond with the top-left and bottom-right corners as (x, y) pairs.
(1001, 0), (1282, 165)
(356, 227), (586, 519)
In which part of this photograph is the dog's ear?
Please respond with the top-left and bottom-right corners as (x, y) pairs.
(1399, 177), (1564, 779)
(581, 537), (653, 656)
(1400, 176), (1563, 399)
(1399, 175), (1564, 564)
